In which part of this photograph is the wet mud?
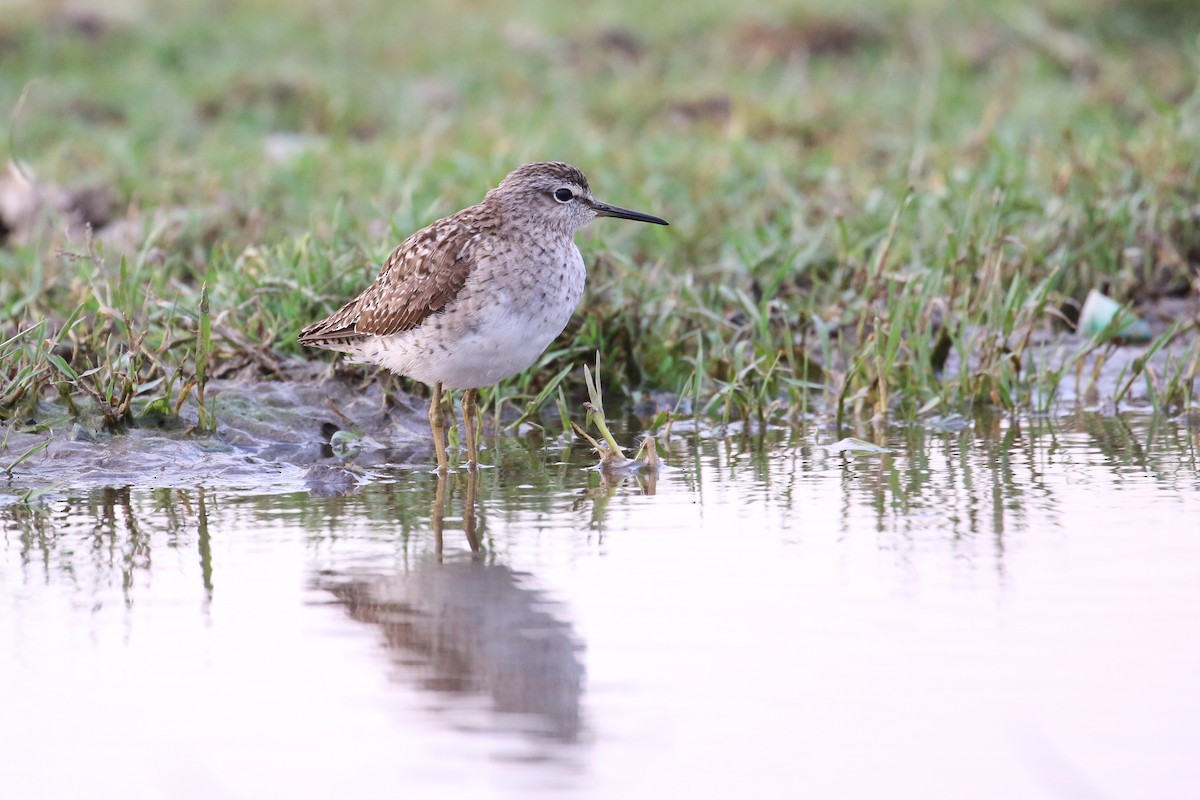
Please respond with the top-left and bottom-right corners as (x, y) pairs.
(2, 328), (1197, 500)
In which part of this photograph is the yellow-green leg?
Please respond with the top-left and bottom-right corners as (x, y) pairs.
(428, 382), (449, 473)
(462, 388), (479, 469)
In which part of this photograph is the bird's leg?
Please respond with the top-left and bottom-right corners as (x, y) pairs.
(429, 382), (449, 473)
(462, 388), (479, 469)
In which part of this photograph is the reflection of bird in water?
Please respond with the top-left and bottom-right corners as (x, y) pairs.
(319, 471), (583, 744)
(321, 560), (585, 744)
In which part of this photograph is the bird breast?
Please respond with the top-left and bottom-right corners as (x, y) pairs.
(363, 239), (586, 389)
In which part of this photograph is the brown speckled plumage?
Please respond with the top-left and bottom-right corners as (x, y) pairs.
(298, 221), (480, 345)
(299, 161), (667, 470)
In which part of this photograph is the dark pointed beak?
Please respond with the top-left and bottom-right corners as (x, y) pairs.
(590, 199), (669, 226)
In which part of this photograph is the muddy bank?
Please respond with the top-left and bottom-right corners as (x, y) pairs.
(1, 331), (1197, 499)
(0, 359), (437, 499)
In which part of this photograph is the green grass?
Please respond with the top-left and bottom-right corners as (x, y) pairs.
(2, 0), (1199, 437)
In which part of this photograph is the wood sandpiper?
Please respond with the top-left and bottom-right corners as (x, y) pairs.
(298, 161), (668, 471)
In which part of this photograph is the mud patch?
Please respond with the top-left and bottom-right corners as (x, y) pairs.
(1, 362), (436, 499)
(734, 15), (884, 61)
(2, 321), (1197, 500)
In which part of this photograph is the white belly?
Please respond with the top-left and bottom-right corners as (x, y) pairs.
(360, 246), (586, 389)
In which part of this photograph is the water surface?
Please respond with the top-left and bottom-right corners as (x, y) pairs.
(2, 414), (1199, 799)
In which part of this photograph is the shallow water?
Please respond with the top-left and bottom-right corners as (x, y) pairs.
(2, 413), (1199, 799)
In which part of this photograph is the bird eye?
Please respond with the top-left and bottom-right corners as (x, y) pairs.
(553, 187), (574, 203)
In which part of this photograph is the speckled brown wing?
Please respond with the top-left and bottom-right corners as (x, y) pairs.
(298, 217), (480, 350)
